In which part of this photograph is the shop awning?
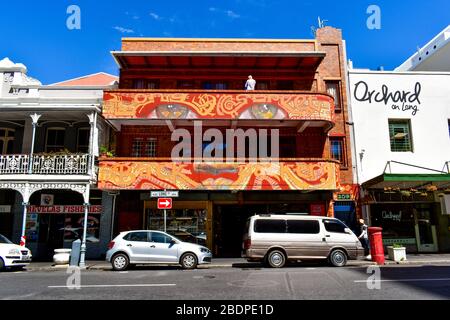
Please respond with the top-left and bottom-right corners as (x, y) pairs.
(362, 173), (450, 190)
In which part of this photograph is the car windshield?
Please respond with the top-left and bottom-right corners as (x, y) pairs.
(0, 234), (13, 244)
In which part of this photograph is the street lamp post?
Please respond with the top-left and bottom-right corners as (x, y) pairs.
(79, 185), (90, 268)
(28, 113), (41, 174)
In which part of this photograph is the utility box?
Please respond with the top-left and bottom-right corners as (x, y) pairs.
(70, 239), (82, 266)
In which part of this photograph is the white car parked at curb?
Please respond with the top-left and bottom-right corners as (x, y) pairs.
(0, 234), (32, 271)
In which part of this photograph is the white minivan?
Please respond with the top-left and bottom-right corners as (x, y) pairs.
(242, 215), (364, 268)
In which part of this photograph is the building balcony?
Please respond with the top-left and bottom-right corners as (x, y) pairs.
(103, 90), (335, 132)
(0, 154), (91, 181)
(98, 158), (340, 191)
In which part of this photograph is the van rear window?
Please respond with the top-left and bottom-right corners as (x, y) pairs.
(287, 220), (320, 234)
(254, 220), (286, 233)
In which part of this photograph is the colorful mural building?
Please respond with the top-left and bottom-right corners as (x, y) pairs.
(98, 27), (358, 257)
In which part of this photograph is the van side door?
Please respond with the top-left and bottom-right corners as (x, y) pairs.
(286, 219), (327, 259)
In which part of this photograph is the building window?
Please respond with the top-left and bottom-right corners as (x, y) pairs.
(77, 128), (90, 153)
(133, 79), (159, 89)
(177, 81), (195, 89)
(0, 128), (15, 155)
(132, 138), (157, 157)
(389, 120), (413, 152)
(330, 137), (346, 167)
(202, 82), (228, 90)
(256, 81), (269, 90)
(45, 128), (66, 152)
(276, 80), (294, 90)
(326, 81), (342, 112)
(448, 120), (450, 138)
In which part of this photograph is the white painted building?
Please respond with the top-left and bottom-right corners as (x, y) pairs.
(396, 25), (450, 72)
(0, 57), (118, 262)
(348, 68), (450, 253)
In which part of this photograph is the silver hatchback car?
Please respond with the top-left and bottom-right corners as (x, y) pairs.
(106, 230), (212, 271)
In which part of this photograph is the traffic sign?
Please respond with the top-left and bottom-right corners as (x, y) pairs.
(151, 191), (179, 198)
(157, 198), (173, 210)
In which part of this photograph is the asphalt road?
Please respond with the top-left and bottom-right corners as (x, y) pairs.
(1, 263), (450, 300)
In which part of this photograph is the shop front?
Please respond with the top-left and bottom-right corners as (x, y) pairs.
(362, 173), (450, 253)
(23, 190), (103, 260)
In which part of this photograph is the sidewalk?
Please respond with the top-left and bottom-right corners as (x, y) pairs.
(22, 254), (450, 271)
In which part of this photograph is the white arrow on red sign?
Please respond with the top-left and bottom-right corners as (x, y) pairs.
(157, 198), (173, 209)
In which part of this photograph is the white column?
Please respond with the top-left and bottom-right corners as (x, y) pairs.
(28, 113), (42, 174)
(19, 183), (30, 245)
(87, 113), (95, 177)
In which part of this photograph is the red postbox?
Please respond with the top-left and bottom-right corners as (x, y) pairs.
(368, 227), (385, 265)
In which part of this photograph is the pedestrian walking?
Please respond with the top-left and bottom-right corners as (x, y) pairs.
(358, 219), (371, 259)
(245, 75), (256, 91)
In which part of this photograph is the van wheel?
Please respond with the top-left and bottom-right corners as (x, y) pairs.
(267, 250), (286, 268)
(180, 253), (198, 270)
(0, 258), (4, 271)
(112, 253), (129, 271)
(329, 249), (347, 267)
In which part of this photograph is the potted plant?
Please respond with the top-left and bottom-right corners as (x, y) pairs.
(387, 243), (407, 262)
(100, 145), (115, 157)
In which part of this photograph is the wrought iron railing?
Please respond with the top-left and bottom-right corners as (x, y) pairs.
(0, 154), (90, 175)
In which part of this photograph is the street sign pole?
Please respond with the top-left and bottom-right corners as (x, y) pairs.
(164, 209), (167, 232)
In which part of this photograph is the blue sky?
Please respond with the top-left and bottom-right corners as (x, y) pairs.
(1, 0), (449, 84)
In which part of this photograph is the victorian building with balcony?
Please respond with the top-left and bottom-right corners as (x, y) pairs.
(0, 57), (118, 260)
(98, 27), (357, 257)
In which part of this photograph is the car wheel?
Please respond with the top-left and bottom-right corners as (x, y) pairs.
(180, 253), (198, 270)
(112, 253), (129, 271)
(0, 258), (4, 271)
(267, 250), (286, 268)
(329, 249), (347, 267)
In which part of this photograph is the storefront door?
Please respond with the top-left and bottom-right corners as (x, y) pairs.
(414, 207), (438, 252)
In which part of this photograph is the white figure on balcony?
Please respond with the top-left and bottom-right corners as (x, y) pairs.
(245, 75), (256, 91)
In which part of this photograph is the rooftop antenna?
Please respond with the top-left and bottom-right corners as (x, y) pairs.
(318, 16), (328, 29)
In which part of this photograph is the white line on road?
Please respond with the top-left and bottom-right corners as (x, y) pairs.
(354, 278), (450, 283)
(48, 284), (176, 288)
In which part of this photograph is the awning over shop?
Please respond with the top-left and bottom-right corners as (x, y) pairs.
(362, 173), (450, 190)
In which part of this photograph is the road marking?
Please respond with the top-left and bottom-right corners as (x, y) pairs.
(48, 283), (176, 288)
(354, 278), (450, 283)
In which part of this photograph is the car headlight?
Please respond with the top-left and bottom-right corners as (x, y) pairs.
(200, 248), (210, 253)
(8, 249), (20, 255)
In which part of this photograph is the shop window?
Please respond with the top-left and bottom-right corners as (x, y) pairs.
(326, 81), (342, 112)
(323, 219), (347, 233)
(132, 138), (157, 157)
(145, 208), (207, 246)
(77, 128), (90, 153)
(45, 128), (66, 152)
(330, 137), (347, 167)
(254, 219), (286, 233)
(0, 128), (15, 155)
(133, 79), (159, 89)
(286, 220), (320, 234)
(389, 119), (413, 152)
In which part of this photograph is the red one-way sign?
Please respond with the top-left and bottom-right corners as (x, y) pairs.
(157, 198), (172, 209)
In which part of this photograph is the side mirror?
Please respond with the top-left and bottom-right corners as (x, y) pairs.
(170, 239), (177, 245)
(344, 228), (352, 234)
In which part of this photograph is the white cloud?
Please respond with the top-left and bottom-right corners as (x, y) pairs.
(113, 26), (135, 34)
(149, 12), (162, 20)
(209, 7), (217, 12)
(226, 10), (240, 19)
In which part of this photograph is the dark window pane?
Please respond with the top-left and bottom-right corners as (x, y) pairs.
(323, 220), (347, 233)
(330, 138), (345, 165)
(326, 81), (341, 111)
(389, 120), (413, 152)
(287, 220), (320, 234)
(254, 219), (286, 233)
(6, 140), (13, 154)
(124, 232), (149, 242)
(151, 232), (171, 243)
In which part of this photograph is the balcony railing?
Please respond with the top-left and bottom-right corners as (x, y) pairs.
(0, 154), (90, 175)
(103, 89), (335, 122)
(98, 157), (340, 191)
